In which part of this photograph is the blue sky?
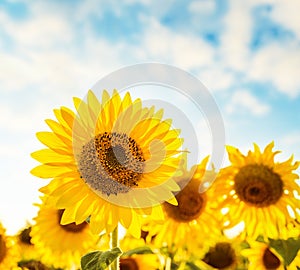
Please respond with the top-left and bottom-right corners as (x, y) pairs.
(0, 0), (300, 233)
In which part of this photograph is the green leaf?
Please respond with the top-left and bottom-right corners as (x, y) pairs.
(122, 246), (154, 257)
(185, 261), (202, 270)
(269, 238), (300, 266)
(81, 247), (122, 270)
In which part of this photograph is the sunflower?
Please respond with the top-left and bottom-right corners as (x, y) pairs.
(0, 223), (20, 269)
(30, 196), (100, 269)
(241, 240), (284, 270)
(31, 89), (183, 237)
(120, 233), (148, 253)
(142, 156), (221, 256)
(120, 254), (160, 270)
(15, 225), (40, 262)
(199, 236), (244, 270)
(212, 142), (300, 239)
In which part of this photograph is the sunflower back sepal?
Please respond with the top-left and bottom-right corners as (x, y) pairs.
(81, 247), (122, 270)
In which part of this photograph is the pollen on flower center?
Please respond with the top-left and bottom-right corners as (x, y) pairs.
(234, 164), (283, 207)
(203, 242), (235, 269)
(107, 145), (127, 167)
(0, 235), (7, 263)
(120, 258), (139, 270)
(78, 132), (145, 196)
(163, 188), (205, 222)
(57, 210), (87, 233)
(263, 248), (281, 269)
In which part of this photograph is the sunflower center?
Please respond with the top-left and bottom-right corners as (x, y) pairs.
(163, 189), (205, 222)
(57, 210), (87, 233)
(263, 248), (281, 269)
(107, 145), (127, 167)
(0, 235), (7, 263)
(78, 132), (145, 196)
(18, 260), (49, 270)
(234, 164), (283, 207)
(19, 227), (33, 245)
(120, 258), (139, 270)
(203, 242), (235, 269)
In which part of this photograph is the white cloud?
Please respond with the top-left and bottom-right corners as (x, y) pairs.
(226, 89), (271, 116)
(247, 43), (300, 98)
(218, 0), (300, 98)
(135, 17), (216, 71)
(188, 0), (216, 15)
(219, 0), (253, 72)
(0, 6), (73, 49)
(197, 67), (236, 92)
(0, 5), (128, 97)
(270, 0), (300, 41)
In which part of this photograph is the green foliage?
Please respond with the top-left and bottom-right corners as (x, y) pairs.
(184, 261), (202, 270)
(269, 237), (300, 266)
(122, 246), (154, 257)
(81, 247), (122, 270)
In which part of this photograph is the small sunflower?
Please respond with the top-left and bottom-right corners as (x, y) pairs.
(0, 223), (20, 269)
(212, 142), (300, 239)
(200, 237), (244, 270)
(16, 229), (52, 270)
(143, 157), (220, 255)
(241, 241), (284, 270)
(31, 89), (183, 237)
(30, 196), (100, 269)
(120, 254), (160, 270)
(15, 226), (40, 262)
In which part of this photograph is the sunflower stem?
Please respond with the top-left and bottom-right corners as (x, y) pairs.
(110, 224), (120, 270)
(165, 256), (171, 270)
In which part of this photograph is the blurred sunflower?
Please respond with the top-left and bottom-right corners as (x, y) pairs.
(31, 89), (183, 237)
(120, 254), (160, 270)
(0, 223), (20, 269)
(143, 156), (220, 256)
(15, 226), (40, 262)
(212, 142), (300, 239)
(120, 233), (148, 253)
(199, 237), (244, 270)
(241, 241), (284, 270)
(17, 260), (50, 270)
(30, 196), (100, 269)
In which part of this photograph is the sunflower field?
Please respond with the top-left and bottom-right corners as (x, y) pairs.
(1, 89), (300, 270)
